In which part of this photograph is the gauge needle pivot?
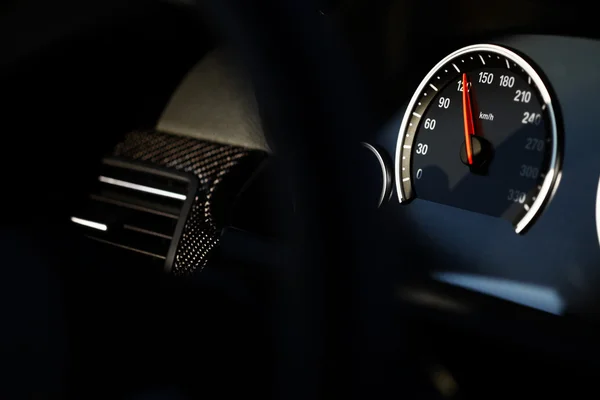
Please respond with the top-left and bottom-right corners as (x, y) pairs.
(462, 73), (475, 165)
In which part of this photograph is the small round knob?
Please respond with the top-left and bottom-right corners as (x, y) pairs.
(361, 142), (392, 208)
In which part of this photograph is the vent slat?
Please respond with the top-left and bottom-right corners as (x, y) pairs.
(89, 194), (179, 219)
(85, 226), (172, 256)
(97, 186), (183, 215)
(101, 164), (188, 195)
(85, 236), (167, 260)
(82, 198), (178, 236)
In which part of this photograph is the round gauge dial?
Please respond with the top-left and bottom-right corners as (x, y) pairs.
(395, 44), (562, 234)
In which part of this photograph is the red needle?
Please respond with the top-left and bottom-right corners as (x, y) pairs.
(462, 73), (475, 165)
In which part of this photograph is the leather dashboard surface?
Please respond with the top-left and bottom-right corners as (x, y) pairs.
(157, 48), (270, 152)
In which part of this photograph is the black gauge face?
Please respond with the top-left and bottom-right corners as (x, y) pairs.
(395, 44), (561, 234)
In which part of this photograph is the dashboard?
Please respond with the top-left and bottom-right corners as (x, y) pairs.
(371, 35), (600, 318)
(7, 2), (600, 397)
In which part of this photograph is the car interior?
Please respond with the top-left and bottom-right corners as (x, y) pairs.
(3, 0), (600, 398)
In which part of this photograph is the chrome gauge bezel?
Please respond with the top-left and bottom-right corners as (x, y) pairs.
(394, 43), (561, 234)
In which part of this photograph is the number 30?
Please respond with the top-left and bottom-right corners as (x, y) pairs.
(415, 143), (428, 155)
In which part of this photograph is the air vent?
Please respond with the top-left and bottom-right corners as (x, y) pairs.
(71, 158), (197, 271)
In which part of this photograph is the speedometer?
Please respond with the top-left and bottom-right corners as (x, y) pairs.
(395, 44), (562, 234)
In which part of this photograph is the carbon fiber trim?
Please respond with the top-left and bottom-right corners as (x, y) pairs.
(113, 130), (263, 275)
